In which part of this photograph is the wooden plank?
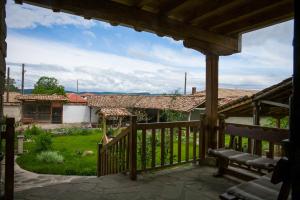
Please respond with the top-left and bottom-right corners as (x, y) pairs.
(130, 116), (137, 180)
(268, 142), (274, 159)
(151, 129), (156, 168)
(161, 128), (165, 166)
(141, 128), (146, 171)
(192, 127), (196, 163)
(200, 116), (206, 160)
(225, 123), (289, 143)
(137, 120), (201, 129)
(97, 143), (102, 177)
(259, 100), (289, 109)
(185, 126), (189, 162)
(170, 128), (174, 165)
(116, 142), (119, 173)
(4, 118), (15, 200)
(126, 135), (129, 170)
(178, 127), (182, 163)
(247, 138), (253, 154)
(238, 136), (242, 151)
(205, 54), (219, 149)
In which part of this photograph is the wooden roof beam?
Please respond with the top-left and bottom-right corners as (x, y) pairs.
(157, 0), (186, 15)
(259, 100), (289, 109)
(214, 1), (294, 35)
(190, 0), (246, 25)
(197, 0), (277, 30)
(19, 0), (241, 55)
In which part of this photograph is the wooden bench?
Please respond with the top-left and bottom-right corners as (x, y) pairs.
(210, 123), (289, 177)
(220, 158), (291, 200)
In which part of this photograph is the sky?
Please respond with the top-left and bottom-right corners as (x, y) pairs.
(5, 0), (294, 94)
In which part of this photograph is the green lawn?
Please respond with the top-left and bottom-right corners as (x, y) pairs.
(17, 131), (103, 175)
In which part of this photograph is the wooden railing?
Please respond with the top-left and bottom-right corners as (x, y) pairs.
(97, 115), (206, 180)
(97, 125), (131, 177)
(218, 117), (289, 158)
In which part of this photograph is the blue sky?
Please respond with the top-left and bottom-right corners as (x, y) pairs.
(6, 0), (293, 94)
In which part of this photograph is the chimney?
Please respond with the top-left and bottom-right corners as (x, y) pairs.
(192, 87), (197, 95)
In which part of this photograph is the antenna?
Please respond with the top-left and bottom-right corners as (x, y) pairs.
(21, 64), (25, 94)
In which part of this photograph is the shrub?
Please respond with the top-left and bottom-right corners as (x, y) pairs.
(24, 125), (44, 140)
(37, 151), (64, 164)
(34, 133), (53, 152)
(107, 128), (114, 137)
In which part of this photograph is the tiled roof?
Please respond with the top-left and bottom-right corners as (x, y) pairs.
(66, 93), (87, 103)
(3, 92), (21, 103)
(88, 95), (205, 112)
(16, 94), (68, 101)
(100, 108), (132, 117)
(194, 88), (257, 107)
(218, 77), (292, 116)
(87, 95), (143, 109)
(134, 96), (205, 112)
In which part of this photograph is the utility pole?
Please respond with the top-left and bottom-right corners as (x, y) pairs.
(21, 64), (25, 94)
(6, 67), (9, 102)
(76, 80), (79, 102)
(184, 72), (187, 95)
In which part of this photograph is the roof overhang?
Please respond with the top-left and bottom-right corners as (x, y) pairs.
(15, 0), (294, 55)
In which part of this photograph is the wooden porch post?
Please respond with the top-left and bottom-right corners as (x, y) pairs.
(291, 1), (300, 198)
(205, 54), (219, 149)
(129, 116), (137, 180)
(102, 115), (106, 135)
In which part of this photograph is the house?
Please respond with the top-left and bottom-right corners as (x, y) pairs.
(16, 94), (68, 124)
(218, 77), (291, 125)
(62, 93), (95, 124)
(3, 92), (21, 122)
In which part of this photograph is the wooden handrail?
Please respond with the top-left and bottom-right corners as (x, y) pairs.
(136, 120), (201, 129)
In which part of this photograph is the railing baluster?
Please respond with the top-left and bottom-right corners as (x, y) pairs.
(178, 127), (182, 163)
(248, 138), (253, 154)
(193, 127), (196, 163)
(185, 126), (190, 162)
(200, 118), (206, 161)
(116, 142), (119, 173)
(268, 142), (274, 158)
(170, 128), (174, 165)
(161, 128), (165, 166)
(238, 136), (242, 151)
(151, 129), (156, 168)
(126, 135), (129, 170)
(141, 128), (146, 170)
(122, 137), (126, 171)
(97, 143), (102, 177)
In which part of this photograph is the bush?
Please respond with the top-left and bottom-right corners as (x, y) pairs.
(34, 133), (53, 152)
(37, 151), (64, 164)
(24, 125), (44, 139)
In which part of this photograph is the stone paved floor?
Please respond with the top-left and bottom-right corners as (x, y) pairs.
(14, 165), (239, 200)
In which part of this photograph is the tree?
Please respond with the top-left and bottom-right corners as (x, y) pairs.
(5, 77), (19, 92)
(32, 76), (65, 95)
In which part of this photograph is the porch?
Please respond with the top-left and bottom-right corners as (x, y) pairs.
(14, 165), (237, 200)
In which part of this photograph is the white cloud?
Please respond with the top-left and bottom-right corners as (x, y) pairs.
(5, 0), (110, 29)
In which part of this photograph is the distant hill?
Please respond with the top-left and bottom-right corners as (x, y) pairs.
(22, 89), (160, 96)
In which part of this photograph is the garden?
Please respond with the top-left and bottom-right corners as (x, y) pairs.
(16, 125), (103, 175)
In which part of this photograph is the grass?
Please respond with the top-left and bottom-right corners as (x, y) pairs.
(17, 130), (103, 176)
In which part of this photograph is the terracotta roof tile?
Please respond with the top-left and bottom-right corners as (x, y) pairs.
(88, 95), (205, 112)
(3, 92), (21, 103)
(66, 93), (87, 103)
(16, 94), (68, 101)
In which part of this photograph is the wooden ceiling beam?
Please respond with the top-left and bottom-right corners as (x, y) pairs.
(182, 0), (232, 24)
(20, 0), (240, 55)
(214, 1), (294, 35)
(190, 0), (245, 25)
(158, 0), (187, 15)
(198, 0), (277, 30)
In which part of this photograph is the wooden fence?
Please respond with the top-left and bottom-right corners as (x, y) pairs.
(97, 115), (206, 180)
